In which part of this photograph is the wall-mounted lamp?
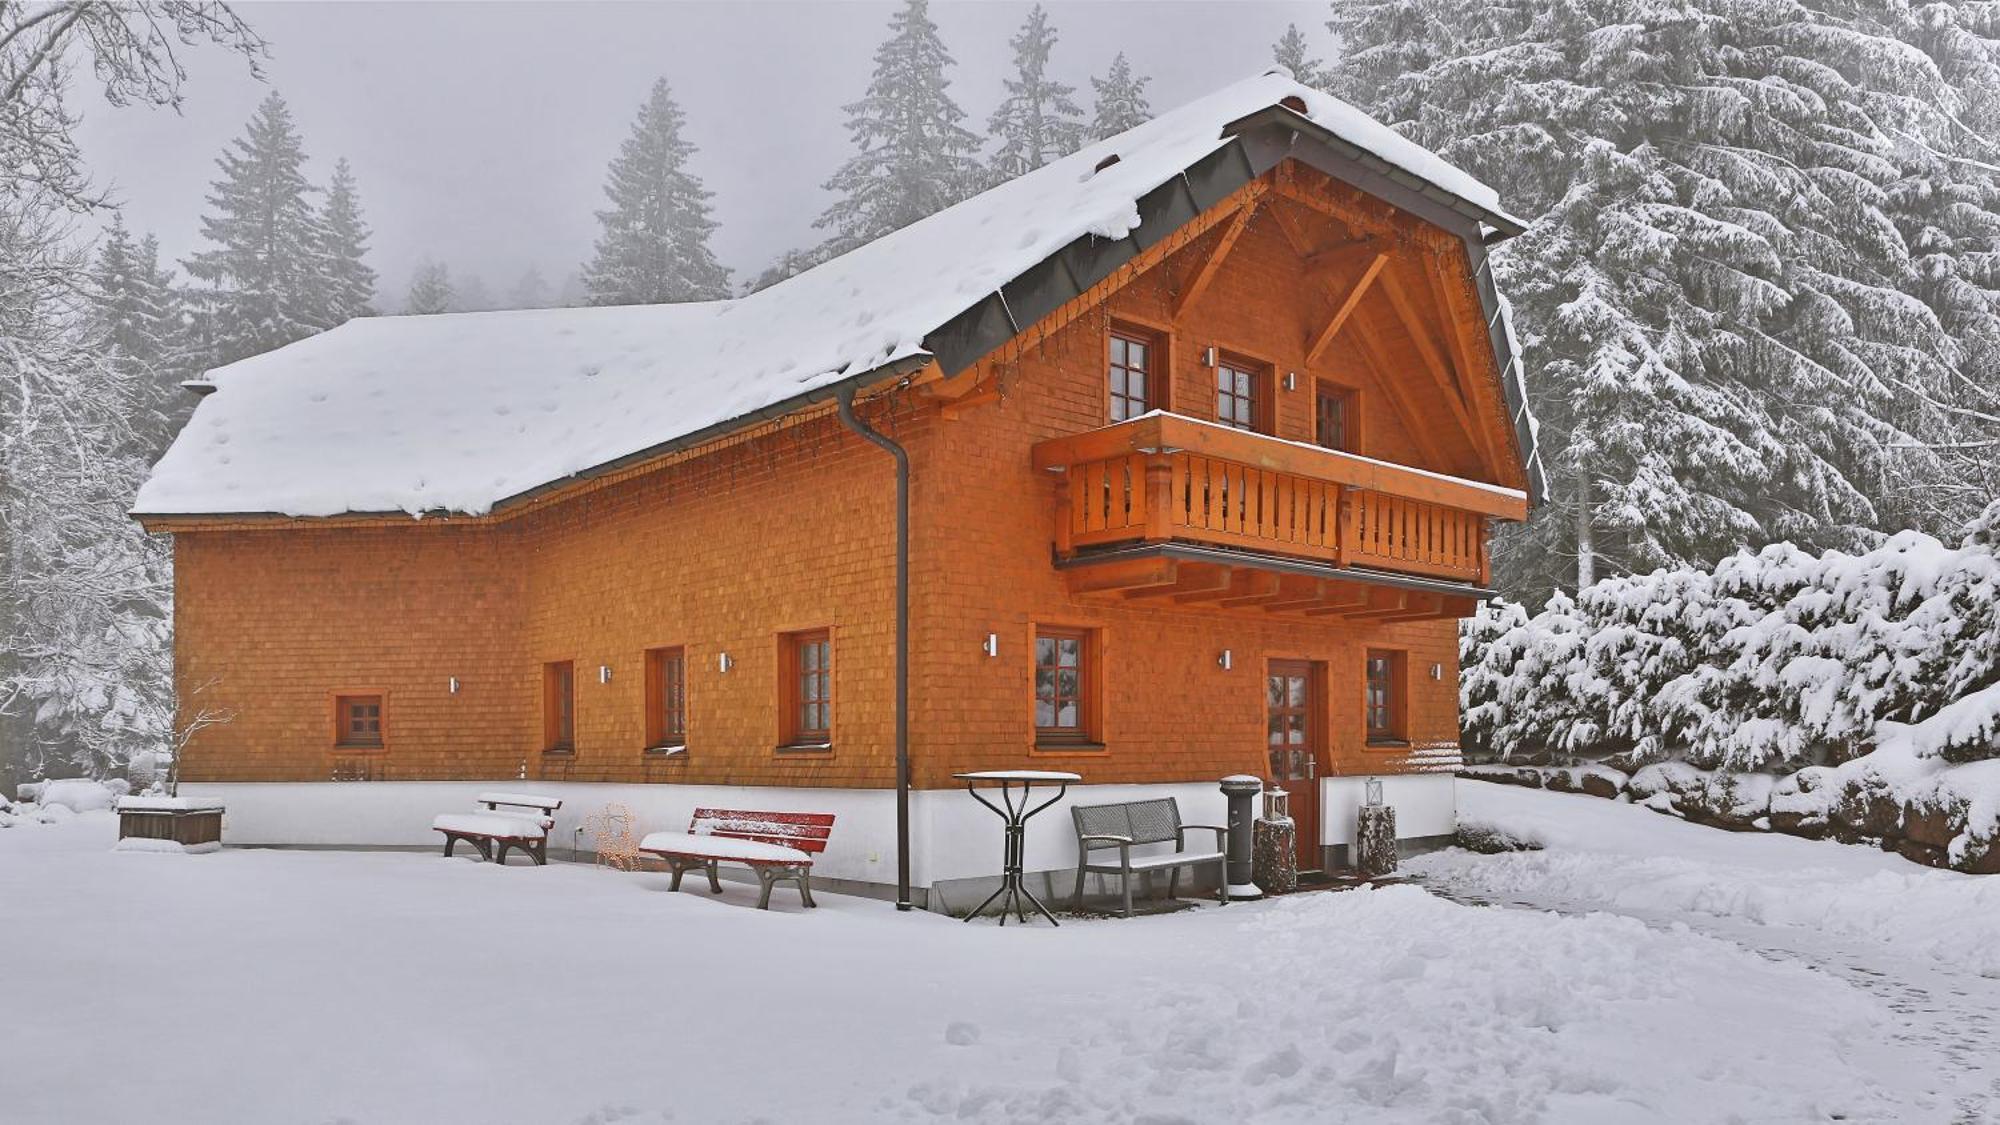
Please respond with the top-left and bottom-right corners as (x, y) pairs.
(983, 633), (999, 658)
(448, 676), (460, 695)
(1283, 371), (1298, 391)
(1200, 346), (1217, 368)
(717, 652), (734, 673)
(1218, 649), (1233, 671)
(1430, 663), (1444, 681)
(599, 664), (612, 685)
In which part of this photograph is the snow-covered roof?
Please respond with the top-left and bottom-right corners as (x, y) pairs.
(136, 69), (1529, 520)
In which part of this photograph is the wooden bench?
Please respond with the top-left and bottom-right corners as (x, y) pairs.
(638, 808), (835, 910)
(1071, 797), (1227, 917)
(432, 792), (564, 865)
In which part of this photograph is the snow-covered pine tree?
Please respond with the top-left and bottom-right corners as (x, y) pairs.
(581, 78), (731, 306)
(183, 92), (329, 367)
(815, 0), (983, 253)
(453, 273), (495, 313)
(1330, 0), (2000, 601)
(317, 157), (376, 324)
(1271, 23), (1330, 90)
(405, 260), (454, 315)
(986, 4), (1085, 180)
(507, 265), (551, 309)
(1087, 52), (1152, 140)
(92, 216), (189, 458)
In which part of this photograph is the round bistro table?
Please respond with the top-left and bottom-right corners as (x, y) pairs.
(953, 770), (1082, 925)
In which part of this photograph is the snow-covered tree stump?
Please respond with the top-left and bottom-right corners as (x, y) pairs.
(1253, 816), (1297, 894)
(1356, 804), (1398, 877)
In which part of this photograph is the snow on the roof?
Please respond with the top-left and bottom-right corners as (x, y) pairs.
(135, 70), (1516, 519)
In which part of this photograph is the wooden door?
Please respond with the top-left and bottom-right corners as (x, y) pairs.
(1266, 660), (1322, 870)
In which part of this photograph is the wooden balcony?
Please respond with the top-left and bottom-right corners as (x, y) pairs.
(1032, 414), (1527, 614)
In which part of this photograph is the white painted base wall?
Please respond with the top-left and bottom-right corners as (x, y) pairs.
(181, 774), (1458, 892)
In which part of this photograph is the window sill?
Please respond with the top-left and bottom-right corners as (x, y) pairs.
(1031, 740), (1108, 755)
(331, 744), (387, 754)
(1364, 738), (1410, 751)
(542, 747), (576, 757)
(776, 742), (833, 756)
(643, 744), (688, 757)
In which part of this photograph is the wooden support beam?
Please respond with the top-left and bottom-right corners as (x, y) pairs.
(1300, 585), (1378, 617)
(1172, 200), (1260, 318)
(1342, 590), (1413, 620)
(1422, 249), (1523, 486)
(1065, 557), (1178, 595)
(1218, 574), (1319, 610)
(1378, 268), (1483, 458)
(1259, 579), (1335, 613)
(1305, 237), (1383, 274)
(1176, 567), (1270, 604)
(1371, 592), (1452, 622)
(1305, 251), (1390, 366)
(1264, 198), (1319, 258)
(1124, 564), (1230, 600)
(1272, 173), (1398, 239)
(1347, 318), (1456, 470)
(1214, 571), (1285, 608)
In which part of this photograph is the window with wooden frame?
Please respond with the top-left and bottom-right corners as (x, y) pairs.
(780, 630), (832, 749)
(543, 661), (575, 753)
(1365, 650), (1406, 744)
(1033, 626), (1101, 747)
(1215, 356), (1268, 434)
(334, 695), (384, 749)
(1107, 326), (1162, 422)
(643, 646), (687, 751)
(1314, 380), (1357, 453)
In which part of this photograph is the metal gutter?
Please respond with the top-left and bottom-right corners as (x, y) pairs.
(833, 387), (914, 913)
(1055, 542), (1499, 601)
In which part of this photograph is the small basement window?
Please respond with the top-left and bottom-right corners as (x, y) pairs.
(334, 695), (383, 749)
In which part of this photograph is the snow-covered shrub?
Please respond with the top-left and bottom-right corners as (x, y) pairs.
(1462, 506), (2000, 772)
(31, 778), (120, 813)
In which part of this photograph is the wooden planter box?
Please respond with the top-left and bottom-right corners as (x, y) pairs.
(116, 798), (224, 850)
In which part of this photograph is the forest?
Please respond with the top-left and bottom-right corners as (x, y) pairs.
(3, 0), (1998, 792)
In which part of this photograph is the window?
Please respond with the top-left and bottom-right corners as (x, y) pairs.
(1216, 359), (1264, 433)
(644, 647), (687, 750)
(1365, 651), (1404, 743)
(781, 630), (832, 748)
(543, 661), (575, 753)
(1315, 381), (1354, 452)
(335, 695), (383, 748)
(1034, 626), (1099, 746)
(1108, 328), (1159, 422)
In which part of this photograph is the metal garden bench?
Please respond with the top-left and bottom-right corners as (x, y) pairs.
(1071, 797), (1227, 917)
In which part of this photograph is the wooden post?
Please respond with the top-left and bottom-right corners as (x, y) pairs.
(1052, 471), (1074, 557)
(1335, 487), (1357, 566)
(1142, 453), (1174, 542)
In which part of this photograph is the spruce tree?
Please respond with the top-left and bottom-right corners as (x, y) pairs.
(582, 78), (731, 306)
(405, 261), (454, 315)
(1088, 52), (1152, 140)
(1330, 0), (2000, 600)
(92, 217), (188, 457)
(183, 92), (328, 366)
(507, 265), (551, 309)
(987, 4), (1085, 179)
(1271, 23), (1330, 90)
(815, 0), (983, 253)
(318, 157), (376, 324)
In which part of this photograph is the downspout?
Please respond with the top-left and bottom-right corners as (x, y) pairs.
(835, 386), (913, 911)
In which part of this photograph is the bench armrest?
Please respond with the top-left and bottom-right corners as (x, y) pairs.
(1078, 833), (1133, 845)
(1177, 825), (1227, 850)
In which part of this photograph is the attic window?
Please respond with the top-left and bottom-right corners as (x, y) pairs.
(1094, 153), (1121, 173)
(1279, 95), (1308, 115)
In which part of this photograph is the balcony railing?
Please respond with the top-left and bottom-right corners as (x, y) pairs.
(1033, 413), (1527, 585)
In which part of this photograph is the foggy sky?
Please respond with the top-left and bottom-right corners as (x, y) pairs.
(74, 1), (1337, 306)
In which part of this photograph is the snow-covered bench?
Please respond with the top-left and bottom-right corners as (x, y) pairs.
(638, 808), (835, 910)
(432, 792), (563, 865)
(1071, 797), (1227, 917)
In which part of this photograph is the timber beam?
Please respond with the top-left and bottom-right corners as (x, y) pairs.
(1305, 250), (1390, 365)
(1172, 199), (1261, 318)
(1065, 557), (1179, 595)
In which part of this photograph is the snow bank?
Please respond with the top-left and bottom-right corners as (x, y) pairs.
(136, 71), (1520, 520)
(21, 778), (127, 813)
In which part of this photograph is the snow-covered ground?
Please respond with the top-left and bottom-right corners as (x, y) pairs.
(0, 805), (1974, 1124)
(1414, 784), (2000, 1121)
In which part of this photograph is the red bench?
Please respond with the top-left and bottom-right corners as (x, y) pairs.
(638, 808), (835, 910)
